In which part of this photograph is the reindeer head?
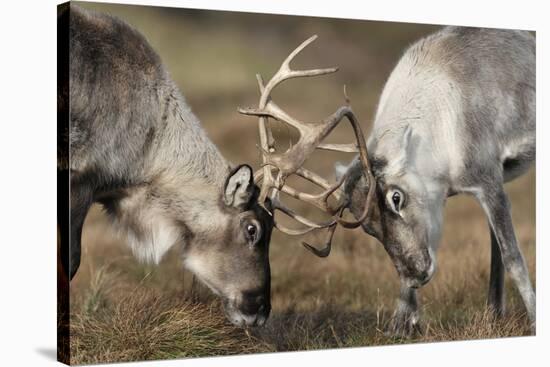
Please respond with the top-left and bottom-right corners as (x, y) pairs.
(182, 164), (274, 327)
(105, 162), (274, 327)
(342, 124), (442, 289)
(369, 129), (442, 288)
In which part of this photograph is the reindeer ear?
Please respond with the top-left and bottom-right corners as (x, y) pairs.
(390, 125), (414, 170)
(402, 125), (413, 152)
(401, 125), (413, 156)
(223, 164), (254, 209)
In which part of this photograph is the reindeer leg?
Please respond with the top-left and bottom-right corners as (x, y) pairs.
(69, 212), (85, 280)
(58, 170), (71, 280)
(69, 181), (93, 280)
(477, 186), (535, 330)
(386, 281), (422, 337)
(488, 228), (505, 317)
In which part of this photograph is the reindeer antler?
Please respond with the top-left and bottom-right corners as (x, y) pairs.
(238, 35), (375, 257)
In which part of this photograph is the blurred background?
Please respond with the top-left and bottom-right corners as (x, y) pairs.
(69, 1), (535, 363)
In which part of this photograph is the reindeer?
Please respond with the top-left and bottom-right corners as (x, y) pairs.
(239, 27), (535, 335)
(339, 26), (536, 334)
(58, 6), (371, 328)
(58, 5), (277, 326)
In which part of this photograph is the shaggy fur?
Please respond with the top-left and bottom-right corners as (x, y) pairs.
(58, 4), (274, 327)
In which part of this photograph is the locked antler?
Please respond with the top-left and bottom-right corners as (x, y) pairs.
(238, 35), (375, 257)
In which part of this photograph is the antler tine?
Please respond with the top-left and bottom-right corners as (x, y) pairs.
(273, 222), (316, 237)
(316, 143), (359, 153)
(301, 207), (344, 258)
(255, 75), (275, 151)
(261, 35), (338, 107)
(302, 223), (337, 257)
(254, 165), (348, 214)
(279, 169), (350, 213)
(280, 35), (319, 72)
(295, 167), (332, 190)
(239, 101), (310, 134)
(271, 198), (337, 235)
(252, 72), (276, 208)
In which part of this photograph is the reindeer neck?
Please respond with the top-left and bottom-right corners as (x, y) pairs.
(142, 83), (231, 192)
(104, 98), (232, 262)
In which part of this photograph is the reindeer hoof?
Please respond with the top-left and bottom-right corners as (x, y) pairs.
(385, 311), (423, 338)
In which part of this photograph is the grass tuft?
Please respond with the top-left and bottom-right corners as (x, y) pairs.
(70, 285), (271, 364)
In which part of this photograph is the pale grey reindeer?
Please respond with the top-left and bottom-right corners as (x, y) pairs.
(58, 5), (275, 326)
(337, 26), (536, 334)
(238, 27), (535, 335)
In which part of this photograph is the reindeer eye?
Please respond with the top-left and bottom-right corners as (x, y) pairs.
(244, 221), (261, 245)
(392, 192), (401, 208)
(387, 188), (405, 214)
(247, 224), (257, 237)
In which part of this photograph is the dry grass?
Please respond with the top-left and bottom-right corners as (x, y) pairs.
(252, 305), (530, 351)
(66, 2), (536, 364)
(69, 265), (272, 364)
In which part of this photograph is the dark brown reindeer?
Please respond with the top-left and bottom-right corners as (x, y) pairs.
(58, 6), (373, 327)
(59, 5), (274, 326)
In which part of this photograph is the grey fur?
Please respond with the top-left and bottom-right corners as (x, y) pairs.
(342, 26), (535, 334)
(59, 5), (274, 327)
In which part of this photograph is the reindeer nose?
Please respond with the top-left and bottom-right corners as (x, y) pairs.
(240, 291), (268, 316)
(409, 260), (435, 288)
(418, 270), (430, 284)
